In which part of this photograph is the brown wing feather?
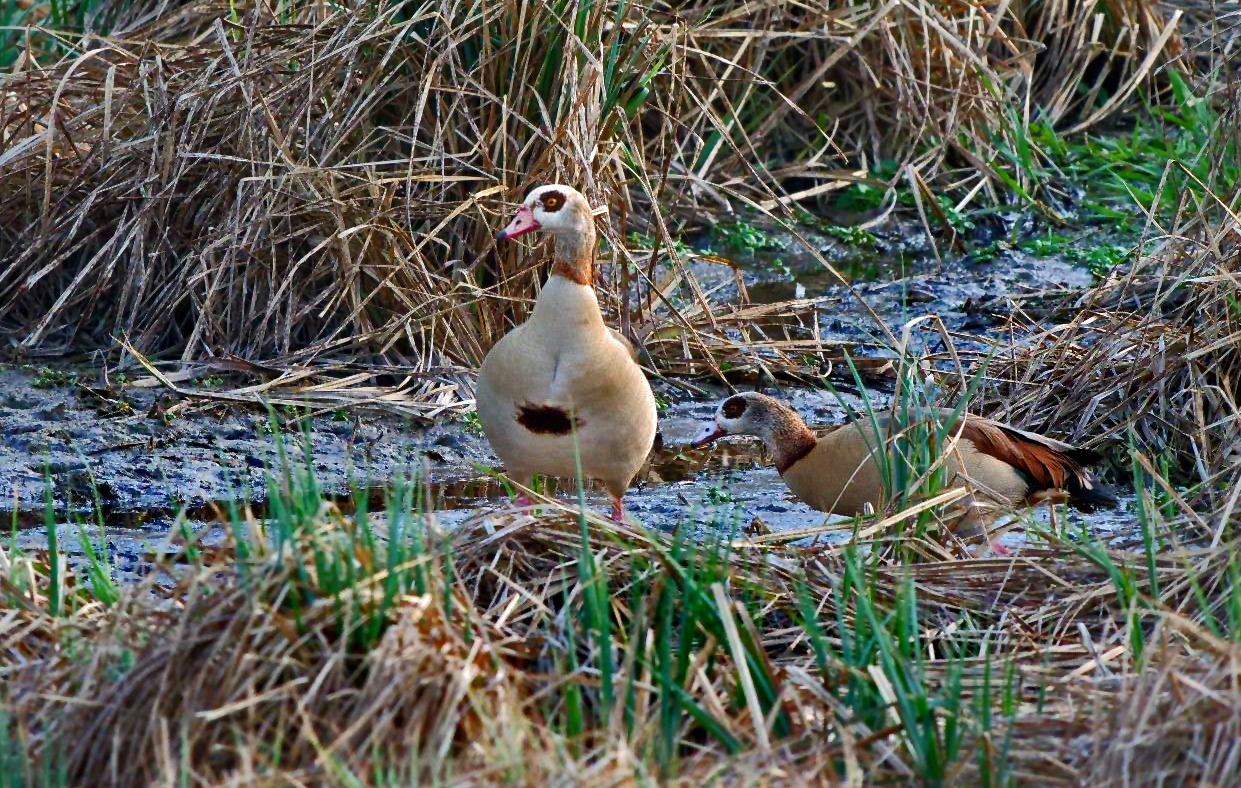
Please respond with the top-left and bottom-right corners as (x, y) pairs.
(958, 417), (1077, 490)
(880, 410), (1117, 510)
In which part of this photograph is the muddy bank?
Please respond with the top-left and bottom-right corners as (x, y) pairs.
(0, 365), (851, 578)
(0, 366), (495, 516)
(1, 218), (1135, 581)
(684, 215), (1101, 354)
(2, 363), (1135, 586)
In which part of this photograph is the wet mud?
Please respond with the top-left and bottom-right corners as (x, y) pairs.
(686, 215), (1097, 353)
(1, 219), (1134, 582)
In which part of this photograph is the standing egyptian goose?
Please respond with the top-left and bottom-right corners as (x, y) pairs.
(691, 393), (1116, 549)
(478, 185), (657, 520)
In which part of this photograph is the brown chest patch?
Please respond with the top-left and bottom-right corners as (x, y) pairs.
(775, 431), (817, 474)
(550, 263), (592, 286)
(517, 404), (582, 435)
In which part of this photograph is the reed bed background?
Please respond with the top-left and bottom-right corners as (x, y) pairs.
(0, 0), (1189, 392)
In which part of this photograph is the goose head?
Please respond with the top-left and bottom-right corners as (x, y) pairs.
(497, 185), (592, 242)
(691, 392), (785, 448)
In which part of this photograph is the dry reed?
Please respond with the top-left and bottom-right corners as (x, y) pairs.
(4, 483), (1240, 786)
(955, 111), (1241, 523)
(0, 0), (1182, 400)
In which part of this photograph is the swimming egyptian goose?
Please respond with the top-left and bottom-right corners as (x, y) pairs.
(691, 393), (1116, 550)
(478, 185), (657, 520)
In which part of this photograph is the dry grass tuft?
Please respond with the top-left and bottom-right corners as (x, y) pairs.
(958, 128), (1241, 513)
(4, 480), (1241, 786)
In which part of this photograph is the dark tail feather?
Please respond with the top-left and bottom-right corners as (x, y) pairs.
(1068, 475), (1120, 512)
(1065, 447), (1106, 467)
(1064, 446), (1116, 511)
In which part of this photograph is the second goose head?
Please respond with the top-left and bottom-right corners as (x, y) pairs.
(691, 392), (818, 471)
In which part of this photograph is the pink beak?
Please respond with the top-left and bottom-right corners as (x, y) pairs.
(497, 205), (541, 240)
(690, 423), (726, 448)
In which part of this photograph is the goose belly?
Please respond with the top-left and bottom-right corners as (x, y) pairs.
(492, 417), (639, 479)
(476, 367), (656, 483)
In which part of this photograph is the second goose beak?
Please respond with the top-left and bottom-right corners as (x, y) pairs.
(690, 422), (726, 448)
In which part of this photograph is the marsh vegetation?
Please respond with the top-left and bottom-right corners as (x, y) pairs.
(1, 0), (1240, 785)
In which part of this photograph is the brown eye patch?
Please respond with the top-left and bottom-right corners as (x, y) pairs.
(722, 396), (746, 419)
(540, 190), (565, 212)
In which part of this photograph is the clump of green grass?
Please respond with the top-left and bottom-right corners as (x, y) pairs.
(454, 409), (485, 436)
(627, 230), (692, 258)
(1017, 235), (1071, 257)
(23, 366), (78, 389)
(986, 72), (1238, 228)
(825, 225), (878, 247)
(970, 240), (1008, 263)
(3, 417), (1240, 786)
(934, 195), (977, 235)
(1066, 243), (1129, 279)
(712, 220), (786, 255)
(0, 0), (117, 68)
(962, 231), (1129, 276)
(832, 163), (901, 213)
(976, 233), (1129, 279)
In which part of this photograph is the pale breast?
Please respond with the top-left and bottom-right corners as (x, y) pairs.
(476, 321), (656, 485)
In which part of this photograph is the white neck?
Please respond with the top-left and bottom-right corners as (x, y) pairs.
(529, 275), (605, 332)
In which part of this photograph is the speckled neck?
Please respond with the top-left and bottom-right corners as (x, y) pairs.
(767, 403), (818, 474)
(550, 209), (595, 286)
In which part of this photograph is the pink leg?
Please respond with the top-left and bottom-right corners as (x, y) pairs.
(956, 502), (1011, 557)
(609, 496), (624, 522)
(508, 472), (535, 510)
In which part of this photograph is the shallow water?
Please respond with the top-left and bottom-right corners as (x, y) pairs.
(1, 378), (1137, 584)
(0, 216), (1132, 582)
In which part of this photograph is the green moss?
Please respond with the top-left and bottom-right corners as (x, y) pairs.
(825, 225), (878, 247)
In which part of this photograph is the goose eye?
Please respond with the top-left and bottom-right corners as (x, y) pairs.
(722, 397), (746, 419)
(543, 195), (561, 210)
